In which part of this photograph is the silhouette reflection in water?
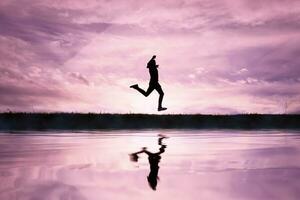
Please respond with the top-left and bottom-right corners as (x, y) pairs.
(129, 134), (168, 190)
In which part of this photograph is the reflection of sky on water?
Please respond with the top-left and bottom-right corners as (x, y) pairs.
(0, 130), (300, 200)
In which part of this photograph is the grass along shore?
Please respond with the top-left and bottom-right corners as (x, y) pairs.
(0, 112), (299, 130)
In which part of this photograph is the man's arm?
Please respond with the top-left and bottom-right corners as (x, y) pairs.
(129, 147), (147, 162)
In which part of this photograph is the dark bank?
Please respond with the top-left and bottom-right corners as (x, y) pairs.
(0, 113), (300, 130)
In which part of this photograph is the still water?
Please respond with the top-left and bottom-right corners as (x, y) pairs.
(0, 130), (300, 200)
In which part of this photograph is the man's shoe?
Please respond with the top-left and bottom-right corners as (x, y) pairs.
(158, 107), (167, 111)
(130, 84), (138, 89)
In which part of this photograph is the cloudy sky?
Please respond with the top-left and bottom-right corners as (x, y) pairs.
(1, 0), (300, 114)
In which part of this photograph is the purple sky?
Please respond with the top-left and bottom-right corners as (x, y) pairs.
(1, 0), (300, 114)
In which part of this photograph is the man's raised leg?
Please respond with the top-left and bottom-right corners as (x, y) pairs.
(130, 84), (154, 97)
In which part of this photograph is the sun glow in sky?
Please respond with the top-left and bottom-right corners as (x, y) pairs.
(1, 0), (300, 114)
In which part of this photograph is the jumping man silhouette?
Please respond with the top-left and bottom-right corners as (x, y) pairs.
(130, 55), (167, 111)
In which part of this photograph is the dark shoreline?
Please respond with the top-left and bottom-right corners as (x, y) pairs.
(0, 113), (300, 130)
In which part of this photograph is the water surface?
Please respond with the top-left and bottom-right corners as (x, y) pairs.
(0, 130), (300, 200)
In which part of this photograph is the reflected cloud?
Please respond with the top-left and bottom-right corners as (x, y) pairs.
(1, 130), (300, 199)
(16, 181), (86, 200)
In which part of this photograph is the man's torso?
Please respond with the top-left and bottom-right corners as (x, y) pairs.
(149, 67), (158, 83)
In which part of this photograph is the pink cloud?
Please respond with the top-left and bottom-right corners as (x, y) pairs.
(0, 0), (300, 113)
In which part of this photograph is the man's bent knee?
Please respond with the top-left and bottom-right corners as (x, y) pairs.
(145, 91), (152, 97)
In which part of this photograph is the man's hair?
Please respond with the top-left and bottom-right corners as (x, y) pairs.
(152, 55), (156, 59)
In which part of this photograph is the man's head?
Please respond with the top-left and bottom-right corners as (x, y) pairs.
(152, 55), (156, 59)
